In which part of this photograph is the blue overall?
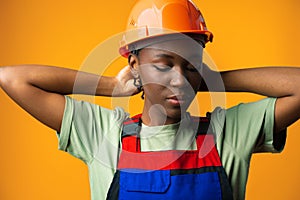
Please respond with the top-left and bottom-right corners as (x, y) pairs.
(106, 115), (233, 200)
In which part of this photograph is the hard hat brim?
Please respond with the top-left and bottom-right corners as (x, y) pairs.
(119, 30), (213, 58)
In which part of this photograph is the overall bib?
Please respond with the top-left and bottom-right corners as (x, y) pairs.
(107, 115), (233, 200)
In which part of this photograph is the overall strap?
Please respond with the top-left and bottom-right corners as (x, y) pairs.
(190, 116), (211, 135)
(122, 114), (211, 138)
(122, 114), (142, 138)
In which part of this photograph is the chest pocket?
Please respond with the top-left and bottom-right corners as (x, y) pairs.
(120, 170), (170, 193)
(119, 169), (222, 200)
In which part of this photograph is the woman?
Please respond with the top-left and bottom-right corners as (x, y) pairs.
(1, 0), (300, 199)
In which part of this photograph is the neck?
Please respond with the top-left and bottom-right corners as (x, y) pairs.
(141, 105), (183, 126)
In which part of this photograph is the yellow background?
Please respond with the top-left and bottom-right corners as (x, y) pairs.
(0, 0), (299, 199)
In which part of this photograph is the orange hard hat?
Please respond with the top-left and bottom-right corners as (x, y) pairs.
(119, 0), (213, 57)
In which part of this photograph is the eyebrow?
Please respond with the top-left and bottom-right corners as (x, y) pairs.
(154, 54), (175, 59)
(155, 53), (201, 59)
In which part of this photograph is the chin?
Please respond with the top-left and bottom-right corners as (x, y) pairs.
(166, 108), (188, 120)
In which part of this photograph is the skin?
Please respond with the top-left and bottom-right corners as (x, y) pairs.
(0, 37), (299, 200)
(0, 36), (300, 140)
(129, 39), (204, 126)
(128, 38), (300, 138)
(0, 65), (138, 131)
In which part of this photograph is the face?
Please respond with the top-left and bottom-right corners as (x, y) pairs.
(131, 38), (203, 125)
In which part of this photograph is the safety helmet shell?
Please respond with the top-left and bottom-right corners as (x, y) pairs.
(119, 0), (213, 57)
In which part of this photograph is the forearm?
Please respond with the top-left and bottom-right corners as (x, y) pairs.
(0, 65), (117, 96)
(221, 67), (300, 97)
(200, 66), (300, 97)
(200, 66), (300, 133)
(0, 65), (120, 131)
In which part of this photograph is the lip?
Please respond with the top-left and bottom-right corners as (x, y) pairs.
(166, 95), (186, 106)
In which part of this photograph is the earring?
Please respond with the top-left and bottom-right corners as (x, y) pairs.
(133, 77), (144, 100)
(141, 90), (145, 100)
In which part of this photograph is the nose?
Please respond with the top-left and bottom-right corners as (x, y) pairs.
(170, 66), (187, 88)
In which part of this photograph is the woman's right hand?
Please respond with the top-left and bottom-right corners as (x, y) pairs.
(111, 65), (141, 97)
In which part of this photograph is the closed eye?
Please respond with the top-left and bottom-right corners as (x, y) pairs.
(152, 64), (172, 72)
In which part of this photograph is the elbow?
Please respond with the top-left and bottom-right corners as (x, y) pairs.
(0, 66), (9, 88)
(0, 66), (24, 90)
(0, 67), (12, 88)
(0, 67), (2, 88)
(0, 66), (6, 87)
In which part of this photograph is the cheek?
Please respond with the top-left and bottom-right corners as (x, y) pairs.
(140, 69), (170, 86)
(143, 84), (166, 103)
(187, 74), (203, 90)
(143, 84), (164, 94)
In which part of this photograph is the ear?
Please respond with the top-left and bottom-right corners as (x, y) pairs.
(128, 53), (140, 78)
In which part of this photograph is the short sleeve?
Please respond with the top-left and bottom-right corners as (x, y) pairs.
(210, 98), (287, 200)
(212, 98), (286, 156)
(57, 96), (128, 164)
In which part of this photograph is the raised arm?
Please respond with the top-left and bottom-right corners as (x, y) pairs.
(0, 65), (137, 132)
(201, 65), (300, 133)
